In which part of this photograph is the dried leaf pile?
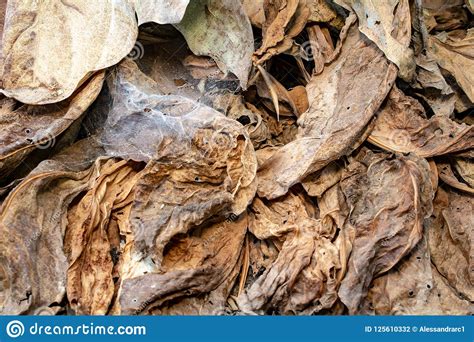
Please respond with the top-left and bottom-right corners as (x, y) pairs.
(0, 0), (473, 315)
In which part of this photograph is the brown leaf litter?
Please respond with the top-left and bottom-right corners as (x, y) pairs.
(0, 0), (472, 316)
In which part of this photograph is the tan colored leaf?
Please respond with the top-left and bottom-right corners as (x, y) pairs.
(437, 161), (474, 194)
(338, 150), (434, 313)
(1, 0), (136, 104)
(118, 215), (248, 315)
(336, 0), (415, 80)
(422, 0), (468, 32)
(306, 24), (335, 75)
(368, 87), (474, 157)
(0, 158), (107, 314)
(65, 160), (142, 315)
(302, 161), (343, 198)
(454, 158), (474, 188)
(257, 17), (397, 199)
(239, 192), (342, 314)
(254, 0), (310, 64)
(307, 0), (338, 23)
(257, 0), (299, 55)
(243, 0), (265, 28)
(427, 186), (474, 301)
(0, 71), (105, 178)
(429, 29), (474, 102)
(256, 68), (300, 118)
(361, 233), (472, 315)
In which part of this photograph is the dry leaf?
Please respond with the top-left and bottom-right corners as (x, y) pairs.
(361, 232), (472, 315)
(134, 0), (190, 25)
(0, 0), (472, 318)
(175, 0), (254, 89)
(428, 28), (474, 102)
(65, 160), (142, 315)
(427, 186), (474, 301)
(119, 215), (248, 315)
(239, 191), (342, 314)
(254, 0), (310, 64)
(0, 157), (109, 314)
(336, 0), (415, 81)
(368, 86), (474, 157)
(0, 71), (105, 178)
(1, 0), (136, 104)
(338, 150), (434, 313)
(257, 16), (397, 199)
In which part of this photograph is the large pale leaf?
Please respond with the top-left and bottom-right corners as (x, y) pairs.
(174, 0), (254, 89)
(0, 0), (137, 104)
(134, 0), (190, 25)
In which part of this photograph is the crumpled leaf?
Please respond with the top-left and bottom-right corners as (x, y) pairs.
(0, 156), (108, 314)
(0, 58), (258, 315)
(0, 71), (105, 178)
(254, 0), (310, 64)
(422, 0), (469, 32)
(426, 186), (474, 301)
(454, 158), (474, 187)
(101, 61), (256, 263)
(307, 0), (338, 23)
(302, 162), (343, 197)
(437, 160), (474, 194)
(238, 192), (342, 314)
(242, 0), (265, 28)
(1, 0), (473, 318)
(338, 150), (434, 314)
(175, 0), (254, 89)
(361, 232), (472, 315)
(257, 16), (397, 199)
(65, 160), (142, 315)
(336, 0), (415, 81)
(428, 28), (474, 102)
(119, 214), (248, 315)
(306, 24), (335, 75)
(368, 86), (474, 157)
(86, 60), (258, 312)
(413, 52), (453, 95)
